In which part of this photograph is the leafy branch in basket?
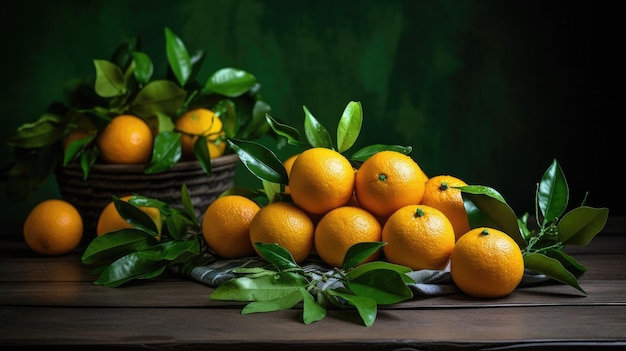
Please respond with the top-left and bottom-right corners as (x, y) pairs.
(458, 159), (609, 294)
(210, 241), (415, 327)
(1, 27), (273, 200)
(81, 184), (211, 287)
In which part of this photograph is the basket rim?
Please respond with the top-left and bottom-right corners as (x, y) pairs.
(61, 153), (239, 174)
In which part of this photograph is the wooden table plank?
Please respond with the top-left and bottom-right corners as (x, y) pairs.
(1, 305), (625, 350)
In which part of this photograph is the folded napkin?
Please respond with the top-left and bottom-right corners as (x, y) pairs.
(185, 256), (550, 296)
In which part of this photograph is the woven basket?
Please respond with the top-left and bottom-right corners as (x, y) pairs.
(55, 153), (239, 237)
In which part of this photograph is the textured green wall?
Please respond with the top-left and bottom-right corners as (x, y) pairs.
(0, 0), (618, 237)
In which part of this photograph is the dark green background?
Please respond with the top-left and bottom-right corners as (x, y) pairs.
(0, 0), (618, 238)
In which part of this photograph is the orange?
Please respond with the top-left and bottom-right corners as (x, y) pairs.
(282, 153), (300, 194)
(96, 195), (163, 238)
(288, 147), (355, 215)
(314, 206), (382, 268)
(249, 201), (315, 264)
(450, 227), (524, 298)
(23, 199), (83, 256)
(175, 108), (226, 160)
(96, 114), (153, 164)
(381, 204), (455, 270)
(421, 174), (470, 241)
(355, 150), (428, 218)
(201, 195), (261, 258)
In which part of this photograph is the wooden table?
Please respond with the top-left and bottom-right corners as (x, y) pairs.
(2, 217), (626, 350)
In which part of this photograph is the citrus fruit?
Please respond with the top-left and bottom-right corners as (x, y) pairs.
(288, 147), (355, 215)
(421, 174), (470, 241)
(355, 150), (428, 218)
(23, 199), (84, 256)
(314, 206), (382, 268)
(381, 204), (455, 270)
(249, 201), (315, 264)
(450, 227), (525, 298)
(175, 108), (226, 160)
(282, 153), (300, 194)
(96, 114), (154, 164)
(202, 195), (261, 258)
(96, 195), (163, 238)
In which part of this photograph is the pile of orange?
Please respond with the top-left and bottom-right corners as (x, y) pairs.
(199, 147), (525, 298)
(24, 138), (525, 299)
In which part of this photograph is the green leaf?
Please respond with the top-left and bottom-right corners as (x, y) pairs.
(341, 242), (386, 270)
(346, 270), (413, 305)
(63, 134), (95, 166)
(346, 261), (412, 281)
(131, 51), (154, 85)
(159, 238), (201, 260)
(459, 185), (526, 247)
(538, 159), (569, 223)
(93, 59), (127, 98)
(336, 101), (362, 153)
(262, 180), (282, 203)
(111, 196), (159, 236)
(265, 113), (308, 148)
(81, 229), (158, 265)
(558, 206), (609, 246)
(350, 144), (413, 162)
(193, 134), (213, 175)
(253, 242), (300, 272)
(145, 131), (181, 174)
(300, 287), (327, 324)
(215, 99), (238, 138)
(130, 80), (187, 118)
(211, 272), (308, 302)
(203, 68), (257, 97)
(303, 105), (333, 149)
(326, 289), (377, 327)
(7, 114), (64, 149)
(524, 252), (586, 294)
(545, 249), (587, 278)
(94, 250), (167, 288)
(227, 139), (288, 184)
(164, 27), (191, 87)
(241, 290), (303, 314)
(180, 183), (199, 227)
(154, 112), (175, 133)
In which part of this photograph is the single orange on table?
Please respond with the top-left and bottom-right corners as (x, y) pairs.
(355, 150), (428, 218)
(175, 108), (226, 160)
(421, 174), (470, 241)
(314, 205), (382, 268)
(23, 199), (83, 256)
(381, 204), (455, 270)
(202, 195), (261, 259)
(96, 114), (154, 164)
(96, 195), (162, 238)
(249, 201), (315, 264)
(450, 227), (525, 298)
(288, 147), (355, 216)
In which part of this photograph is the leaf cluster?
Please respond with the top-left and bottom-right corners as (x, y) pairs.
(1, 27), (273, 200)
(458, 159), (609, 294)
(81, 184), (210, 287)
(210, 241), (415, 327)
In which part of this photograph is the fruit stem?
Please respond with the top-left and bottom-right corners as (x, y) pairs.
(439, 181), (449, 191)
(413, 207), (425, 218)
